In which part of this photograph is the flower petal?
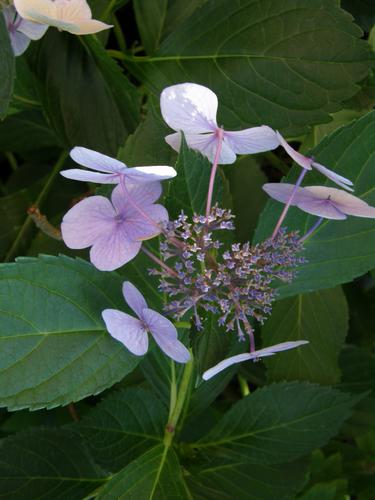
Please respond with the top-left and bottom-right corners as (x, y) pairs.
(262, 183), (310, 205)
(276, 131), (312, 170)
(122, 281), (148, 318)
(142, 309), (191, 363)
(90, 230), (142, 271)
(161, 82), (218, 134)
(298, 198), (347, 220)
(60, 169), (119, 184)
(111, 182), (162, 211)
(61, 19), (112, 35)
(14, 0), (54, 22)
(257, 340), (309, 355)
(61, 195), (115, 249)
(224, 126), (279, 154)
(312, 162), (353, 191)
(125, 204), (168, 241)
(18, 18), (48, 39)
(102, 309), (148, 356)
(202, 353), (255, 380)
(9, 31), (30, 56)
(124, 165), (177, 183)
(70, 147), (127, 174)
(305, 186), (375, 218)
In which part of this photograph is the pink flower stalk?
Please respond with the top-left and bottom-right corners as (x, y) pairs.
(3, 5), (47, 56)
(61, 147), (177, 185)
(102, 281), (191, 363)
(276, 132), (353, 191)
(202, 341), (309, 380)
(160, 83), (279, 164)
(61, 181), (168, 271)
(263, 184), (375, 220)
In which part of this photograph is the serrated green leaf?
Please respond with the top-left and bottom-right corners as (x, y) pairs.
(0, 428), (106, 499)
(96, 445), (189, 499)
(124, 0), (375, 135)
(186, 458), (308, 500)
(255, 110), (375, 298)
(0, 255), (140, 410)
(0, 15), (15, 119)
(263, 287), (348, 384)
(196, 382), (361, 464)
(134, 0), (168, 55)
(77, 387), (167, 472)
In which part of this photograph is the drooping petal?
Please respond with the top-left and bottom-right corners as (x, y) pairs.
(9, 31), (30, 56)
(305, 186), (375, 218)
(256, 340), (309, 355)
(102, 309), (148, 356)
(311, 162), (353, 191)
(161, 82), (218, 134)
(18, 18), (48, 39)
(61, 195), (115, 249)
(276, 131), (313, 170)
(262, 183), (311, 205)
(122, 281), (148, 318)
(224, 126), (279, 154)
(202, 353), (259, 380)
(90, 230), (142, 271)
(142, 309), (191, 363)
(60, 169), (119, 184)
(70, 147), (127, 174)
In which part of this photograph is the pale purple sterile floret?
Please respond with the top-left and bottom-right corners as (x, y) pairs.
(61, 182), (168, 271)
(102, 281), (191, 363)
(263, 183), (375, 220)
(160, 83), (279, 164)
(3, 5), (48, 56)
(61, 147), (177, 185)
(202, 340), (309, 380)
(276, 132), (353, 191)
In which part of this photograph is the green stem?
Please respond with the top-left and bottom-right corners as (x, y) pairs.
(113, 15), (127, 52)
(5, 152), (18, 171)
(164, 353), (194, 447)
(4, 151), (68, 262)
(238, 374), (250, 397)
(174, 321), (191, 329)
(101, 0), (117, 19)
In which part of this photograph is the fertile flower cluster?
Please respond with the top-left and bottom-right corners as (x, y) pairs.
(153, 208), (305, 337)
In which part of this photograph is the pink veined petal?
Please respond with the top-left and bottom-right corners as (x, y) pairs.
(224, 126), (279, 154)
(124, 165), (177, 183)
(90, 229), (142, 271)
(297, 198), (347, 220)
(305, 186), (375, 219)
(61, 195), (115, 249)
(122, 281), (148, 318)
(161, 83), (218, 134)
(111, 183), (162, 212)
(18, 18), (48, 39)
(262, 183), (311, 205)
(102, 309), (148, 356)
(10, 31), (30, 56)
(124, 204), (168, 241)
(311, 162), (353, 191)
(60, 169), (119, 184)
(70, 147), (127, 174)
(142, 309), (191, 363)
(276, 131), (313, 170)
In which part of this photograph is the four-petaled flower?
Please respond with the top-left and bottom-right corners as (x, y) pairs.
(61, 181), (168, 271)
(263, 184), (375, 220)
(61, 147), (177, 185)
(14, 0), (112, 35)
(102, 281), (191, 363)
(3, 5), (47, 56)
(160, 82), (279, 164)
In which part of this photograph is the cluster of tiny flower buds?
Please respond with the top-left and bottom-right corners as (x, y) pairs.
(150, 206), (306, 337)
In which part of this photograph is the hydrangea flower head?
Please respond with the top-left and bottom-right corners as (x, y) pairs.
(102, 281), (190, 363)
(276, 132), (353, 191)
(14, 0), (112, 35)
(61, 182), (168, 271)
(160, 83), (279, 164)
(263, 184), (375, 220)
(3, 5), (47, 56)
(61, 147), (177, 185)
(202, 341), (309, 380)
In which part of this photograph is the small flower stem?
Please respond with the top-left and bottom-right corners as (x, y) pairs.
(205, 129), (224, 218)
(271, 168), (308, 239)
(238, 375), (250, 397)
(299, 217), (324, 243)
(141, 247), (178, 278)
(164, 353), (194, 446)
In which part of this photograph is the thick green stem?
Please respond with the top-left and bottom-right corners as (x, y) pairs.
(238, 374), (250, 397)
(4, 151), (68, 262)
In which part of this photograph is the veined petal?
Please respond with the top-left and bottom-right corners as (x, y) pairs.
(111, 183), (162, 213)
(70, 147), (127, 174)
(62, 19), (112, 35)
(311, 162), (353, 191)
(61, 195), (115, 249)
(262, 183), (311, 205)
(124, 165), (177, 183)
(125, 204), (168, 241)
(55, 0), (92, 20)
(202, 353), (256, 380)
(143, 309), (190, 363)
(90, 229), (142, 271)
(298, 198), (347, 220)
(161, 83), (218, 134)
(102, 309), (148, 356)
(9, 31), (30, 56)
(60, 169), (119, 184)
(18, 18), (48, 39)
(257, 340), (309, 355)
(224, 126), (279, 154)
(276, 131), (312, 170)
(14, 0), (54, 21)
(122, 281), (148, 319)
